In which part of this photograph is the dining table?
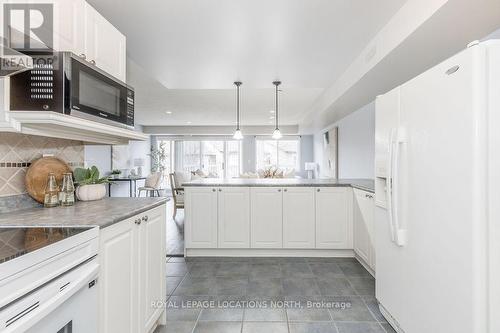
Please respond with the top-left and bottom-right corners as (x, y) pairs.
(108, 176), (147, 197)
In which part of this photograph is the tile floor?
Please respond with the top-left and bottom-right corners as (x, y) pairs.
(155, 257), (396, 333)
(166, 199), (184, 256)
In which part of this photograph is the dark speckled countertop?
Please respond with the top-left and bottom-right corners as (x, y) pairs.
(183, 178), (375, 193)
(0, 198), (168, 228)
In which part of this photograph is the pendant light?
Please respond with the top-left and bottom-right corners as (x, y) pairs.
(272, 81), (282, 140)
(233, 81), (243, 140)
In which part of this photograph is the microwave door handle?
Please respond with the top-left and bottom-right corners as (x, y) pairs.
(392, 127), (407, 246)
(5, 262), (99, 333)
(386, 129), (395, 243)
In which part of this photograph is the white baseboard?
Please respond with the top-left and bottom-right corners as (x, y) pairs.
(185, 248), (355, 257)
(354, 253), (375, 278)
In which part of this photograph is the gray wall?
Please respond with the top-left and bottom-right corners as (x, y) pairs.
(314, 102), (375, 179)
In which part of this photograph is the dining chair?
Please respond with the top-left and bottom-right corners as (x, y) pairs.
(138, 172), (163, 197)
(169, 172), (185, 219)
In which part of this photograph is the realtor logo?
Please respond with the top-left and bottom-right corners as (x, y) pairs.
(3, 3), (54, 51)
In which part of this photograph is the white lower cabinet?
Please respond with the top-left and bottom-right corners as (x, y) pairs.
(283, 187), (315, 248)
(251, 187), (283, 248)
(315, 187), (353, 249)
(138, 206), (167, 332)
(99, 214), (137, 333)
(218, 187), (250, 248)
(353, 189), (376, 270)
(185, 187), (218, 248)
(99, 204), (166, 333)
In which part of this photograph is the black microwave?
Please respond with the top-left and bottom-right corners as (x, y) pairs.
(9, 51), (134, 129)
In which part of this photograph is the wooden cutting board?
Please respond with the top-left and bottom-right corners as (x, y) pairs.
(25, 157), (71, 203)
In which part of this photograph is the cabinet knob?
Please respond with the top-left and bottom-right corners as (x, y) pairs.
(90, 60), (96, 65)
(142, 215), (149, 222)
(283, 189), (288, 192)
(212, 189), (216, 192)
(135, 219), (141, 225)
(365, 194), (373, 199)
(278, 189), (282, 192)
(218, 189), (222, 192)
(317, 189), (321, 192)
(79, 53), (86, 60)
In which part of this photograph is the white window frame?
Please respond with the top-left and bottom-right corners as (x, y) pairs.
(157, 137), (242, 178)
(255, 136), (301, 170)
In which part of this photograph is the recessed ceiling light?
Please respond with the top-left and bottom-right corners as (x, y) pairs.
(186, 121), (192, 124)
(165, 111), (172, 114)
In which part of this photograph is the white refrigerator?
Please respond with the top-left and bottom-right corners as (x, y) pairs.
(374, 40), (499, 333)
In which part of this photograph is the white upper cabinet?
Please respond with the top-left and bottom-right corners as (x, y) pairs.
(283, 187), (315, 248)
(9, 0), (128, 82)
(315, 187), (353, 249)
(251, 187), (283, 248)
(84, 2), (127, 82)
(218, 187), (250, 248)
(185, 187), (218, 248)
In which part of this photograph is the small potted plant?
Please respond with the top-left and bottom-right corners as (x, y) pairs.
(110, 169), (121, 179)
(74, 166), (111, 201)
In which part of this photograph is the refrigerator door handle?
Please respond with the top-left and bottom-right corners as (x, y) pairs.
(386, 129), (396, 242)
(392, 127), (407, 246)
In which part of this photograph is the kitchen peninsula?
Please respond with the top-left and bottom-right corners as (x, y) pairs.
(183, 178), (376, 272)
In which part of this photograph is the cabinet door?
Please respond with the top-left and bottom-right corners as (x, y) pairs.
(353, 189), (372, 265)
(283, 187), (315, 248)
(218, 187), (250, 248)
(85, 2), (127, 81)
(138, 205), (167, 333)
(185, 187), (218, 248)
(53, 0), (86, 54)
(315, 187), (353, 249)
(251, 187), (283, 248)
(99, 216), (138, 333)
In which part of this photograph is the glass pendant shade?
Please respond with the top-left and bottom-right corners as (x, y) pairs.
(272, 128), (282, 140)
(233, 129), (243, 140)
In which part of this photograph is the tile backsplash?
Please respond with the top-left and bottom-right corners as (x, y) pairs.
(0, 133), (84, 197)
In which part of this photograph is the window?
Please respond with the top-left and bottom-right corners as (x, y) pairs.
(153, 140), (174, 175)
(201, 141), (224, 176)
(256, 139), (300, 170)
(172, 139), (241, 178)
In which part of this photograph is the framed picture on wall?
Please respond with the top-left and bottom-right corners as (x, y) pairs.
(111, 145), (130, 174)
(322, 127), (338, 178)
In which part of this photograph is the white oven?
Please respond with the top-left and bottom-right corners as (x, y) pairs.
(0, 227), (99, 333)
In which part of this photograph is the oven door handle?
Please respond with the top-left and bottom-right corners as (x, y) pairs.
(5, 261), (99, 333)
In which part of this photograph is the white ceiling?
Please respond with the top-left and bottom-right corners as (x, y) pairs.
(89, 0), (407, 126)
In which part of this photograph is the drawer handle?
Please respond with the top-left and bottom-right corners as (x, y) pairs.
(365, 194), (373, 199)
(142, 215), (149, 222)
(90, 60), (96, 65)
(135, 219), (141, 225)
(79, 53), (86, 59)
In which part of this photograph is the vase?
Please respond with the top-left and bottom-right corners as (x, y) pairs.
(76, 184), (107, 201)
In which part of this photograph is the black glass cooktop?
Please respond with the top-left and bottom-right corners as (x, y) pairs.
(0, 227), (92, 264)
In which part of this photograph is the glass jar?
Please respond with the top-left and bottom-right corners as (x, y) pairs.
(44, 173), (59, 208)
(60, 173), (75, 206)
